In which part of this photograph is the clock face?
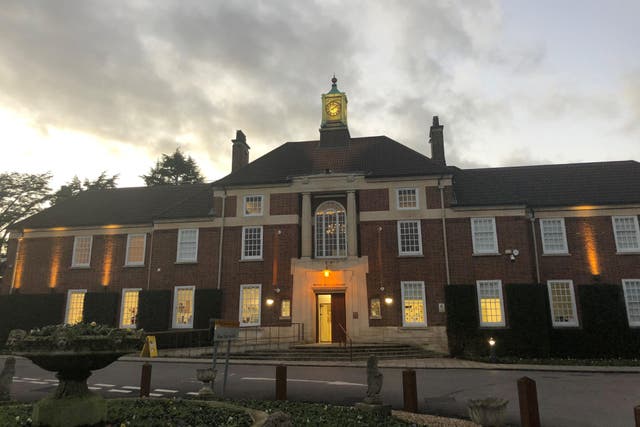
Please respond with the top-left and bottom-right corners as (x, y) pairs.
(326, 100), (341, 118)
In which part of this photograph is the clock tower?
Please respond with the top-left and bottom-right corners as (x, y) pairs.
(320, 76), (350, 146)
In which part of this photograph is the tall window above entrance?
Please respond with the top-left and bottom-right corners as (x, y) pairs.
(315, 201), (347, 258)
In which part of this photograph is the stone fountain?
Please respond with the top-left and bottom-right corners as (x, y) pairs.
(6, 323), (144, 427)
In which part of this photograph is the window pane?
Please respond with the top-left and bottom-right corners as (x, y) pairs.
(66, 291), (86, 325)
(548, 281), (577, 326)
(72, 236), (92, 266)
(624, 280), (640, 326)
(399, 220), (421, 255)
(244, 195), (263, 216)
(281, 299), (291, 318)
(541, 219), (568, 253)
(126, 234), (145, 265)
(477, 281), (504, 326)
(243, 226), (263, 259)
(614, 217), (640, 251)
(241, 285), (261, 325)
(472, 218), (497, 253)
(315, 201), (347, 258)
(370, 298), (381, 319)
(402, 281), (425, 325)
(174, 288), (194, 327)
(120, 290), (140, 327)
(177, 229), (198, 262)
(397, 188), (417, 209)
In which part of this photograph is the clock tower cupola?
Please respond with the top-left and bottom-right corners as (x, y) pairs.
(320, 76), (350, 146)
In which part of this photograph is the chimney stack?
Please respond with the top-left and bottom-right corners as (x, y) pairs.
(231, 130), (250, 172)
(429, 116), (445, 165)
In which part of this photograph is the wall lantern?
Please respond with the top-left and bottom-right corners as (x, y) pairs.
(323, 261), (330, 278)
(266, 298), (275, 306)
(384, 297), (393, 305)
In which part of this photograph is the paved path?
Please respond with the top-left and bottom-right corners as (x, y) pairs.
(4, 355), (640, 427)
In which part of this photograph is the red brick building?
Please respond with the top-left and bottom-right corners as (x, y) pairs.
(3, 78), (640, 355)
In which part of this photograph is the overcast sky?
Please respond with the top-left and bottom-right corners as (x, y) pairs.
(1, 1), (639, 189)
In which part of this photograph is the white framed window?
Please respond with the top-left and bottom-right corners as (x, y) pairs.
(71, 236), (92, 267)
(471, 217), (499, 254)
(612, 216), (640, 253)
(176, 229), (198, 263)
(65, 289), (87, 325)
(401, 281), (427, 327)
(396, 188), (418, 210)
(119, 288), (141, 328)
(540, 218), (569, 254)
(369, 298), (382, 319)
(172, 286), (195, 328)
(244, 195), (264, 216)
(242, 226), (263, 260)
(623, 279), (640, 327)
(240, 284), (262, 326)
(547, 280), (579, 327)
(397, 220), (423, 255)
(315, 201), (347, 258)
(125, 234), (146, 266)
(476, 280), (505, 327)
(280, 299), (291, 319)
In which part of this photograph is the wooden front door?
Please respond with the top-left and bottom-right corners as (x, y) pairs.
(330, 293), (346, 343)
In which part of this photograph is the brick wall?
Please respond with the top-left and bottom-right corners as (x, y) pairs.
(270, 193), (299, 215)
(358, 189), (388, 211)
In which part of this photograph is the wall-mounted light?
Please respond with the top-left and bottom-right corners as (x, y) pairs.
(266, 298), (275, 306)
(384, 297), (393, 305)
(323, 262), (330, 278)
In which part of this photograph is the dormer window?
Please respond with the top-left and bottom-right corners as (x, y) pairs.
(315, 201), (347, 258)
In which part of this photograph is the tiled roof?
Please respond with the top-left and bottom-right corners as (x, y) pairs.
(452, 161), (640, 208)
(14, 184), (214, 230)
(213, 136), (450, 187)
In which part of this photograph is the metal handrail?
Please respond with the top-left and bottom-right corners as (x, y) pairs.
(337, 322), (353, 362)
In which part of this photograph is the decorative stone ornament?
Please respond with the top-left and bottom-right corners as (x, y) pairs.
(467, 397), (509, 427)
(6, 323), (144, 427)
(355, 354), (391, 417)
(196, 367), (217, 399)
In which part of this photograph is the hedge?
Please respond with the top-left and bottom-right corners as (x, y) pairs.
(446, 283), (640, 359)
(0, 293), (65, 349)
(136, 290), (172, 332)
(83, 291), (119, 326)
(194, 289), (223, 329)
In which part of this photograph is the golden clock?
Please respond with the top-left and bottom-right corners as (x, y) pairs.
(326, 100), (341, 118)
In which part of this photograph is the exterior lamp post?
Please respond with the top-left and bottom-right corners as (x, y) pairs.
(488, 337), (497, 363)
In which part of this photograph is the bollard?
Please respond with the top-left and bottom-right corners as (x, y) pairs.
(635, 405), (640, 427)
(140, 362), (152, 398)
(275, 365), (287, 401)
(518, 376), (540, 427)
(402, 369), (418, 413)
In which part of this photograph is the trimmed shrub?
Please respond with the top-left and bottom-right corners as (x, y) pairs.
(502, 284), (551, 357)
(194, 289), (223, 329)
(0, 293), (65, 348)
(136, 290), (171, 332)
(445, 285), (479, 357)
(83, 291), (119, 326)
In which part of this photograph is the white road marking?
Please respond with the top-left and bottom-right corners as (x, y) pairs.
(122, 386), (140, 390)
(154, 388), (178, 393)
(88, 387), (102, 390)
(240, 377), (365, 386)
(94, 383), (115, 387)
(22, 377), (39, 381)
(186, 392), (199, 396)
(149, 393), (163, 397)
(27, 381), (49, 385)
(108, 389), (132, 394)
(13, 379), (25, 383)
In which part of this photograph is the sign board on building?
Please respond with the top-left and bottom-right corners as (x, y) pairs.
(215, 320), (240, 341)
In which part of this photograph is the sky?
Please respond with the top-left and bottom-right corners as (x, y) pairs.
(1, 0), (639, 190)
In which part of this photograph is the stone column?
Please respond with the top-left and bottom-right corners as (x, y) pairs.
(301, 192), (312, 257)
(347, 190), (357, 257)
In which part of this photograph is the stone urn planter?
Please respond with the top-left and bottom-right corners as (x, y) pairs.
(467, 397), (509, 427)
(196, 367), (217, 399)
(6, 323), (144, 427)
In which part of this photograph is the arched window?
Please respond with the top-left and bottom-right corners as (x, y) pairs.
(315, 201), (347, 258)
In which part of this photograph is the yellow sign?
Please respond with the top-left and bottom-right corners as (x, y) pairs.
(140, 336), (158, 358)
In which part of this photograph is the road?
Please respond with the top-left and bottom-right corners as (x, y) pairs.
(7, 357), (640, 427)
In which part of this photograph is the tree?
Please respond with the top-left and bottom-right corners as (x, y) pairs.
(141, 148), (205, 186)
(51, 172), (119, 205)
(0, 172), (52, 255)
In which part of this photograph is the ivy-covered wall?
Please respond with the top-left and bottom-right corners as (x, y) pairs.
(446, 283), (640, 358)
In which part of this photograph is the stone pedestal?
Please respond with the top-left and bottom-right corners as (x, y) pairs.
(33, 393), (106, 427)
(196, 368), (216, 400)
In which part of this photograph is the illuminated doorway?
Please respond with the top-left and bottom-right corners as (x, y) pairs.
(316, 293), (346, 343)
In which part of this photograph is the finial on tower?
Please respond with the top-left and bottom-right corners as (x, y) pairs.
(331, 74), (337, 85)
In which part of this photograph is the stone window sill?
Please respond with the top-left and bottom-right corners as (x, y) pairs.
(174, 261), (198, 265)
(124, 264), (145, 268)
(239, 258), (264, 262)
(70, 266), (91, 270)
(472, 253), (501, 257)
(397, 254), (423, 258)
(541, 253), (571, 257)
(616, 252), (640, 255)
